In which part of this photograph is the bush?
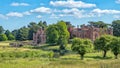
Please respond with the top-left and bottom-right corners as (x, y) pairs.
(0, 50), (53, 59)
(0, 34), (8, 41)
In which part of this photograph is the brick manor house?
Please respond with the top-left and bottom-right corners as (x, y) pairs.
(33, 24), (113, 44)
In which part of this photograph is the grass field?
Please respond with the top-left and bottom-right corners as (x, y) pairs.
(0, 41), (120, 68)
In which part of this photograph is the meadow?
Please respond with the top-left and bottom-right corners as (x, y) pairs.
(0, 41), (120, 68)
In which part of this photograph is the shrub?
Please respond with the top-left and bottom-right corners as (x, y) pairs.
(0, 34), (8, 41)
(0, 50), (53, 59)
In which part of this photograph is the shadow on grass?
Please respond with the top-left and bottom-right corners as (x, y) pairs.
(85, 56), (112, 60)
(31, 45), (60, 52)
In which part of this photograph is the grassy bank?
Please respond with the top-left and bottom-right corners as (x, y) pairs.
(0, 41), (120, 68)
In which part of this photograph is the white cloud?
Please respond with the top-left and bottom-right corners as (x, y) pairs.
(92, 9), (120, 14)
(116, 0), (120, 4)
(6, 12), (23, 17)
(61, 8), (87, 18)
(50, 13), (59, 18)
(22, 11), (31, 15)
(11, 2), (30, 6)
(30, 7), (51, 13)
(50, 0), (96, 8)
(62, 8), (84, 14)
(52, 8), (94, 18)
(36, 15), (42, 18)
(0, 14), (8, 19)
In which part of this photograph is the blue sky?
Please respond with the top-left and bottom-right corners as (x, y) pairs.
(0, 0), (120, 31)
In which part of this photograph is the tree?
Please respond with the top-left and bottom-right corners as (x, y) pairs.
(5, 30), (15, 40)
(112, 20), (120, 37)
(43, 21), (47, 27)
(38, 21), (47, 30)
(16, 26), (29, 41)
(72, 38), (93, 60)
(65, 21), (74, 28)
(46, 24), (59, 44)
(12, 29), (18, 40)
(28, 22), (40, 40)
(94, 35), (113, 58)
(8, 34), (15, 40)
(57, 21), (70, 55)
(5, 30), (10, 37)
(46, 21), (70, 55)
(89, 21), (108, 28)
(0, 26), (4, 34)
(111, 37), (120, 59)
(0, 34), (8, 41)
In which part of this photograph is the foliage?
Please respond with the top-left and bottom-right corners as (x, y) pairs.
(0, 26), (4, 34)
(5, 30), (15, 40)
(12, 29), (18, 40)
(94, 35), (113, 58)
(46, 21), (70, 55)
(0, 50), (53, 58)
(28, 21), (47, 40)
(16, 27), (29, 41)
(88, 21), (108, 28)
(111, 37), (120, 59)
(0, 34), (8, 41)
(112, 20), (120, 37)
(46, 24), (59, 44)
(28, 22), (40, 40)
(38, 21), (47, 29)
(72, 38), (93, 60)
(7, 34), (15, 40)
(57, 21), (70, 55)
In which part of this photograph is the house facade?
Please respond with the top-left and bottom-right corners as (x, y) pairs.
(33, 25), (113, 44)
(33, 28), (46, 45)
(68, 25), (113, 41)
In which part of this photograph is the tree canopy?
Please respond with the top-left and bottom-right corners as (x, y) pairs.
(88, 21), (108, 28)
(0, 26), (4, 34)
(72, 38), (93, 60)
(112, 20), (120, 37)
(0, 34), (8, 41)
(94, 35), (113, 58)
(16, 27), (29, 41)
(46, 24), (59, 44)
(111, 37), (120, 59)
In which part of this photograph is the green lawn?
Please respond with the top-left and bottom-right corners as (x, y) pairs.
(0, 41), (120, 68)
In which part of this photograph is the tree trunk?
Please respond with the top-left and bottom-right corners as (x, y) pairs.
(81, 54), (84, 60)
(103, 50), (107, 58)
(59, 44), (65, 56)
(114, 53), (118, 59)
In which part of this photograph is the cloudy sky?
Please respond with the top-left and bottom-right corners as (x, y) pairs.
(0, 0), (120, 31)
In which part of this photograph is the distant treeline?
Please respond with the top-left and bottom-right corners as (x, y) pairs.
(0, 20), (120, 41)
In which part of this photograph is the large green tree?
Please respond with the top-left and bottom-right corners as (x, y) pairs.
(112, 20), (120, 37)
(57, 21), (70, 55)
(94, 35), (113, 58)
(46, 24), (59, 44)
(111, 37), (120, 59)
(72, 38), (93, 60)
(46, 21), (70, 55)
